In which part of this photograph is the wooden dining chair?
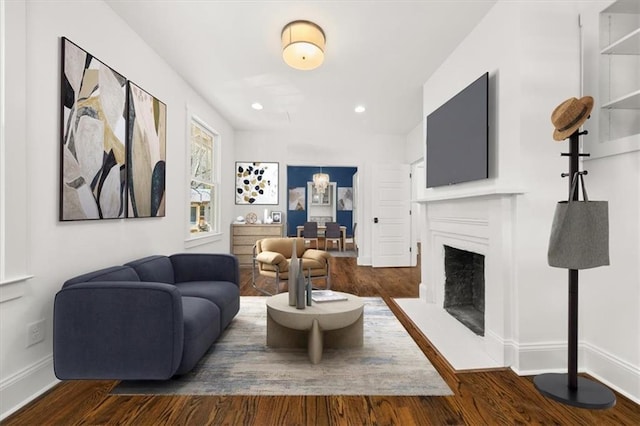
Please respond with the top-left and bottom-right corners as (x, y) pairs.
(303, 221), (319, 249)
(324, 222), (342, 251)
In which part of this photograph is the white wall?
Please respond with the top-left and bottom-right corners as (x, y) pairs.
(234, 129), (405, 265)
(514, 0), (583, 353)
(0, 0), (29, 287)
(411, 0), (639, 401)
(579, 0), (640, 399)
(405, 121), (423, 164)
(0, 0), (236, 418)
(581, 151), (640, 397)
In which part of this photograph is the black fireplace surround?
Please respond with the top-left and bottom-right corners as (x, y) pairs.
(443, 245), (485, 336)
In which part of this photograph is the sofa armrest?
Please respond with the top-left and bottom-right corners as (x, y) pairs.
(303, 249), (331, 263)
(53, 281), (183, 380)
(170, 253), (240, 286)
(255, 251), (286, 266)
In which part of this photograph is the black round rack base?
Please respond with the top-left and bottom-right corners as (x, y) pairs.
(534, 373), (616, 410)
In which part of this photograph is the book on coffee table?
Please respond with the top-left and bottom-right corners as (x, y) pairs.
(311, 290), (348, 303)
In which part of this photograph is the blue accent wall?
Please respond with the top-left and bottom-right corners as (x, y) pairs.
(286, 166), (357, 236)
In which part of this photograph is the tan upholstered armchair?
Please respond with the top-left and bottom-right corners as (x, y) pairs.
(252, 237), (331, 295)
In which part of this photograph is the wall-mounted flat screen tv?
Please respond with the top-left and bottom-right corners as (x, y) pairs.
(426, 72), (488, 188)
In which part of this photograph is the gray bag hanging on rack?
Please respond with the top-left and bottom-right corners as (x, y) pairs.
(548, 172), (610, 270)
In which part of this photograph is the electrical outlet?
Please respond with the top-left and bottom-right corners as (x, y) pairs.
(26, 319), (46, 347)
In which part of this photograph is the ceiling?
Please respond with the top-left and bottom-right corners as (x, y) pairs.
(105, 1), (497, 136)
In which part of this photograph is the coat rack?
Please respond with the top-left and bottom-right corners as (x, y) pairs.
(533, 128), (616, 409)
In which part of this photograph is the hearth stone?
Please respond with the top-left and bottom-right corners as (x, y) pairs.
(443, 245), (485, 336)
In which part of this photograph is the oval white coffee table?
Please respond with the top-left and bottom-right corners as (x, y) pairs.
(265, 292), (364, 364)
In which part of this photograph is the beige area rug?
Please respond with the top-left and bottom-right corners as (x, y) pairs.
(112, 297), (453, 396)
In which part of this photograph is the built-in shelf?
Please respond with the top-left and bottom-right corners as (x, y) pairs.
(600, 28), (640, 54)
(309, 182), (333, 205)
(601, 90), (640, 109)
(583, 134), (640, 160)
(592, 0), (640, 157)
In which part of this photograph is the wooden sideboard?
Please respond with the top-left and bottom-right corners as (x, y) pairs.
(231, 223), (284, 266)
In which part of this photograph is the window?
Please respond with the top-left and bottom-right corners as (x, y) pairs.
(188, 116), (219, 239)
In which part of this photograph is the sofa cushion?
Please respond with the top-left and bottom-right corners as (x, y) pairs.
(170, 253), (240, 286)
(175, 281), (240, 329)
(126, 255), (175, 284)
(176, 296), (221, 375)
(63, 266), (140, 289)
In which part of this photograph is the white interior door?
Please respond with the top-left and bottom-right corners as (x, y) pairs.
(372, 164), (411, 267)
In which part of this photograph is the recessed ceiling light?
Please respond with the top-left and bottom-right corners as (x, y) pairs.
(354, 105), (366, 113)
(251, 102), (263, 110)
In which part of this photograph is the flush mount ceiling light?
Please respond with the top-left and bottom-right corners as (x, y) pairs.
(251, 102), (263, 110)
(354, 105), (366, 113)
(281, 20), (325, 71)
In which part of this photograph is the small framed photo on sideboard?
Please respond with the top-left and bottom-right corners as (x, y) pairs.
(271, 211), (282, 223)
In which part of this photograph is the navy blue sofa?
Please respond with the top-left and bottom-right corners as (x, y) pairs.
(53, 253), (240, 380)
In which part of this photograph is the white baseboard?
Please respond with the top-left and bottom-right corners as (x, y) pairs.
(583, 341), (640, 404)
(510, 340), (582, 375)
(0, 355), (59, 421)
(485, 329), (507, 365)
(356, 255), (371, 266)
(510, 340), (639, 404)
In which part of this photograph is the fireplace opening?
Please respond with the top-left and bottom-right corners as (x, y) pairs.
(443, 245), (485, 336)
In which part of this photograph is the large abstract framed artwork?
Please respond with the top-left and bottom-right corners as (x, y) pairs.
(126, 82), (167, 218)
(235, 162), (279, 205)
(60, 37), (127, 220)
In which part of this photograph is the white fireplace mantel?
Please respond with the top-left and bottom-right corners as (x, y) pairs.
(415, 186), (524, 203)
(414, 190), (521, 368)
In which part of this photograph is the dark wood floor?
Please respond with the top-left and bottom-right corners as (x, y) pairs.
(3, 256), (639, 425)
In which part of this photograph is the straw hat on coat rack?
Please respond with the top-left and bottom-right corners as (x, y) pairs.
(551, 96), (594, 141)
